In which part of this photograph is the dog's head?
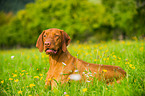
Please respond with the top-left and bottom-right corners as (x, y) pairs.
(36, 28), (71, 55)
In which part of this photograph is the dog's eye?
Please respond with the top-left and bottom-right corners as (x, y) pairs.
(44, 35), (46, 37)
(55, 35), (59, 37)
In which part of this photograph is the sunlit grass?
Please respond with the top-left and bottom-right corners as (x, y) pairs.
(0, 40), (144, 96)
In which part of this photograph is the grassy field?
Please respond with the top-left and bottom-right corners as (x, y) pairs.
(0, 40), (145, 96)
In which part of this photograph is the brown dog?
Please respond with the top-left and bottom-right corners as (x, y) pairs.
(36, 28), (126, 89)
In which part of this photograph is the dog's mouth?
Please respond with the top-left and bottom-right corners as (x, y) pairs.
(45, 48), (57, 54)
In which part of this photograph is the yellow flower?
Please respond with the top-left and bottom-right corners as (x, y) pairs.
(15, 70), (17, 72)
(26, 73), (28, 74)
(9, 78), (13, 81)
(13, 74), (17, 77)
(29, 84), (35, 88)
(40, 77), (43, 80)
(65, 95), (69, 96)
(18, 91), (22, 94)
(113, 55), (116, 58)
(103, 69), (107, 73)
(107, 57), (109, 60)
(29, 95), (32, 96)
(48, 78), (51, 81)
(105, 50), (108, 53)
(37, 68), (39, 70)
(39, 74), (43, 76)
(20, 73), (24, 76)
(140, 47), (144, 52)
(14, 79), (19, 82)
(21, 70), (25, 72)
(83, 88), (87, 92)
(34, 76), (39, 79)
(42, 54), (45, 58)
(129, 64), (132, 68)
(94, 59), (97, 62)
(1, 80), (4, 84)
(132, 66), (135, 69)
(103, 58), (106, 61)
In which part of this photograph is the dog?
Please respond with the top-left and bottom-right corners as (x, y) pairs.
(36, 28), (126, 89)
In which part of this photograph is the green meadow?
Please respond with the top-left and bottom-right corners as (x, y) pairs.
(0, 40), (144, 96)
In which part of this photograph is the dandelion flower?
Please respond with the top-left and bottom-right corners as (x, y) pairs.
(82, 88), (87, 92)
(13, 74), (17, 77)
(40, 77), (43, 80)
(9, 78), (13, 81)
(39, 74), (43, 76)
(21, 70), (25, 72)
(18, 91), (22, 94)
(1, 80), (4, 84)
(65, 95), (69, 96)
(34, 76), (39, 79)
(103, 69), (107, 73)
(29, 84), (35, 88)
(14, 79), (19, 82)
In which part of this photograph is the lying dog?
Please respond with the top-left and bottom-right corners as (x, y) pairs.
(36, 28), (126, 89)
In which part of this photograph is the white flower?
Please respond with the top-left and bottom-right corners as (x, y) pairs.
(64, 92), (67, 95)
(86, 80), (90, 82)
(69, 74), (81, 81)
(11, 56), (14, 59)
(74, 70), (79, 73)
(62, 62), (66, 66)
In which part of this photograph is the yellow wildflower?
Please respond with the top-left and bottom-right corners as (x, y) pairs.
(34, 76), (39, 79)
(18, 91), (22, 94)
(15, 70), (17, 72)
(37, 68), (39, 70)
(20, 73), (24, 76)
(103, 69), (107, 73)
(65, 95), (69, 96)
(26, 73), (28, 75)
(140, 47), (144, 52)
(103, 58), (106, 61)
(29, 84), (35, 88)
(107, 57), (109, 60)
(21, 70), (25, 72)
(9, 78), (13, 81)
(13, 74), (17, 77)
(82, 88), (87, 92)
(1, 80), (4, 84)
(29, 95), (32, 96)
(39, 74), (43, 76)
(132, 66), (135, 69)
(14, 79), (19, 82)
(48, 78), (51, 81)
(113, 55), (116, 58)
(94, 59), (97, 62)
(129, 64), (132, 68)
(40, 77), (43, 80)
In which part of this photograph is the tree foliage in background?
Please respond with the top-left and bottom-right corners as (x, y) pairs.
(0, 0), (144, 48)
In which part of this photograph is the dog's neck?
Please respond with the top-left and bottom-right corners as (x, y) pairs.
(48, 49), (72, 65)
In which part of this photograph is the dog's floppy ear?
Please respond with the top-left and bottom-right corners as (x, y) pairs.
(60, 30), (71, 52)
(36, 31), (45, 52)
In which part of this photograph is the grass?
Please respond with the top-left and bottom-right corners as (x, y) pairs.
(0, 40), (145, 96)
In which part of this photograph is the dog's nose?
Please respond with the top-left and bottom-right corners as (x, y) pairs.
(44, 42), (51, 47)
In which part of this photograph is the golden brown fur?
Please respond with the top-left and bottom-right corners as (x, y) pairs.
(36, 28), (126, 89)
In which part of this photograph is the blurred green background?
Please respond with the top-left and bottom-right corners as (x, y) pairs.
(0, 0), (145, 49)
